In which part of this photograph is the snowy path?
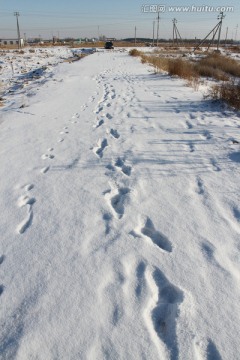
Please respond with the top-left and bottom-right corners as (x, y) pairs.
(0, 50), (240, 359)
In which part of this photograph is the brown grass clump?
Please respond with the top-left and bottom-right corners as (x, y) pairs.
(198, 53), (240, 77)
(129, 49), (142, 57)
(196, 64), (229, 81)
(227, 46), (240, 53)
(209, 80), (240, 110)
(168, 58), (197, 79)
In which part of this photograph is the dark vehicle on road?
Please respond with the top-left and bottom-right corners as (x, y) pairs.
(105, 41), (114, 49)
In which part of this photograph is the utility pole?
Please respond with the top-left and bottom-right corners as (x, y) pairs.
(235, 24), (238, 42)
(14, 12), (21, 49)
(194, 12), (225, 53)
(172, 19), (175, 44)
(152, 21), (155, 46)
(217, 12), (225, 50)
(134, 26), (137, 46)
(225, 26), (228, 46)
(156, 12), (160, 46)
(98, 25), (100, 41)
(172, 18), (182, 46)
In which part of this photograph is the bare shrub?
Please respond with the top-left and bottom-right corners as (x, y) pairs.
(187, 77), (201, 91)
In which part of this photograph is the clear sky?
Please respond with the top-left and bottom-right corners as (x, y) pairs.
(0, 0), (239, 41)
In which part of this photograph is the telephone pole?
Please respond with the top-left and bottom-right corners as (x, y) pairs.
(152, 21), (155, 46)
(156, 12), (160, 46)
(14, 12), (21, 49)
(235, 24), (238, 42)
(172, 18), (182, 46)
(225, 26), (228, 46)
(194, 12), (225, 52)
(217, 12), (225, 50)
(134, 26), (137, 46)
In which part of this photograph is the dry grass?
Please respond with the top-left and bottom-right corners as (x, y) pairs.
(168, 58), (196, 79)
(129, 49), (142, 57)
(197, 53), (240, 77)
(227, 46), (240, 53)
(130, 49), (240, 80)
(195, 64), (229, 81)
(209, 80), (240, 110)
(132, 49), (240, 109)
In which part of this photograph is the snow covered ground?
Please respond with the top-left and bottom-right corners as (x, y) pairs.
(0, 48), (240, 359)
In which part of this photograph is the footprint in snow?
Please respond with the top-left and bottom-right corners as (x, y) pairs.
(106, 113), (113, 120)
(93, 138), (108, 158)
(131, 216), (172, 253)
(115, 157), (132, 176)
(24, 184), (34, 191)
(40, 166), (50, 174)
(94, 119), (104, 128)
(210, 158), (221, 172)
(17, 205), (33, 234)
(186, 120), (193, 129)
(196, 176), (204, 195)
(135, 261), (146, 298)
(110, 128), (120, 139)
(16, 182), (36, 234)
(105, 187), (130, 219)
(206, 339), (222, 360)
(41, 154), (54, 160)
(0, 255), (5, 265)
(145, 267), (184, 359)
(17, 195), (36, 207)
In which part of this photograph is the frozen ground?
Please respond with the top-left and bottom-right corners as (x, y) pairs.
(0, 48), (240, 359)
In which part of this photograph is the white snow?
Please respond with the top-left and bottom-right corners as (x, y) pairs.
(0, 47), (240, 359)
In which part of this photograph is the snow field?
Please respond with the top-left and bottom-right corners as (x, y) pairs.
(0, 49), (240, 359)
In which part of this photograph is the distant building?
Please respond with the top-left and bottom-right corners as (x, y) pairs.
(0, 38), (24, 46)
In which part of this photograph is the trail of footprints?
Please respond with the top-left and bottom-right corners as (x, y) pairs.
(95, 74), (222, 359)
(94, 74), (187, 357)
(16, 108), (84, 234)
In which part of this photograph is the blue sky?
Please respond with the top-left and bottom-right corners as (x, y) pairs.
(0, 0), (239, 40)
